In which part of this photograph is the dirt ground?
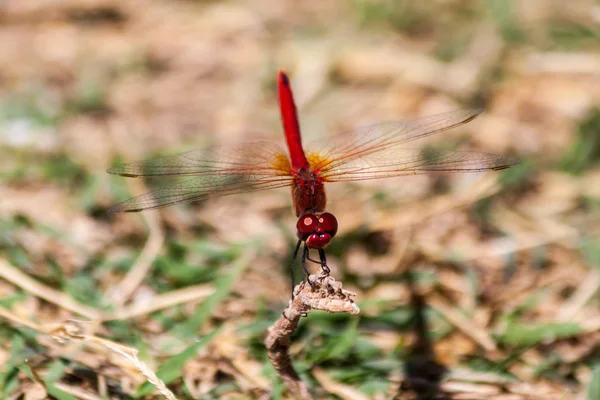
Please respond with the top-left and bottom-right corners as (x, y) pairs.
(1, 1), (600, 399)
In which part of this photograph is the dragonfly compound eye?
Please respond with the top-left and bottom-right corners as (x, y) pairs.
(317, 212), (338, 238)
(296, 214), (318, 240)
(304, 212), (338, 249)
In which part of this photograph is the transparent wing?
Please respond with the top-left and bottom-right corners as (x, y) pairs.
(107, 141), (291, 178)
(107, 141), (294, 212)
(108, 174), (294, 212)
(306, 109), (484, 172)
(320, 148), (519, 182)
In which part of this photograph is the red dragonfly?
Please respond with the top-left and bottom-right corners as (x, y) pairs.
(108, 70), (518, 291)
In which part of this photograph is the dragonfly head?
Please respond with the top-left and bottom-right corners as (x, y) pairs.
(296, 212), (338, 249)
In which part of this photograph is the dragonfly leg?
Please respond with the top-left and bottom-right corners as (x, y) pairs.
(290, 239), (302, 300)
(305, 250), (322, 265)
(318, 248), (330, 275)
(301, 243), (315, 286)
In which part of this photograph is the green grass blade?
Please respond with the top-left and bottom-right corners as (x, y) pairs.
(175, 249), (253, 337)
(498, 322), (582, 347)
(588, 366), (600, 400)
(135, 325), (222, 397)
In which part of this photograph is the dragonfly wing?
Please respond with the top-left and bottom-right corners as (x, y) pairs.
(109, 174), (294, 212)
(306, 109), (483, 172)
(107, 141), (290, 178)
(320, 148), (519, 182)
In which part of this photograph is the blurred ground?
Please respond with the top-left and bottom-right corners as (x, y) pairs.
(1, 0), (600, 399)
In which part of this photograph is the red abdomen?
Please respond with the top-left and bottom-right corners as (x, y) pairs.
(278, 72), (309, 170)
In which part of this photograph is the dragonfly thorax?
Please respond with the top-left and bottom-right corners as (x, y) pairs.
(292, 168), (326, 217)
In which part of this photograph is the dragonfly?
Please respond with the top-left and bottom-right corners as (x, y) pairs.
(108, 70), (518, 293)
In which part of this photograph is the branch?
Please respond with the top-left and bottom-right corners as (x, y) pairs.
(265, 272), (360, 400)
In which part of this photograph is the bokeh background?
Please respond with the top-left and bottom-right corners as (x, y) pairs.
(1, 0), (600, 399)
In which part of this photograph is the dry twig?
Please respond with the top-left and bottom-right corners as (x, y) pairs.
(103, 283), (214, 321)
(23, 360), (48, 400)
(428, 293), (498, 353)
(0, 258), (102, 319)
(47, 320), (178, 400)
(108, 206), (165, 306)
(312, 368), (370, 400)
(0, 311), (176, 400)
(265, 272), (360, 400)
(107, 118), (166, 307)
(557, 268), (600, 322)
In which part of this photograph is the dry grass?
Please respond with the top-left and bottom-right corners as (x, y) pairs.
(1, 0), (600, 399)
